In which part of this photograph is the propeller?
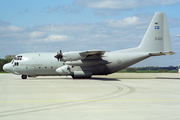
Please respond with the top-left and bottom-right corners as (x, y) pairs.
(54, 50), (63, 61)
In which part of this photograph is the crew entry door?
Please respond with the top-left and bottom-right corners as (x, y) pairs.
(14, 62), (20, 74)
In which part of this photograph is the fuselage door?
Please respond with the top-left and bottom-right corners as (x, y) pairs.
(30, 65), (35, 75)
(14, 62), (20, 74)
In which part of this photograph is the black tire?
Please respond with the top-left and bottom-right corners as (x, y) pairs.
(85, 76), (91, 79)
(21, 75), (27, 79)
(71, 76), (91, 79)
(71, 75), (75, 79)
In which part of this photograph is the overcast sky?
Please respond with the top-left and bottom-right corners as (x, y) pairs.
(0, 0), (179, 67)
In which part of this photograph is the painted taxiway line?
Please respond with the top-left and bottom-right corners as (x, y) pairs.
(1, 99), (180, 103)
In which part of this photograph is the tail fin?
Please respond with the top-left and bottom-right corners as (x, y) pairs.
(139, 12), (175, 55)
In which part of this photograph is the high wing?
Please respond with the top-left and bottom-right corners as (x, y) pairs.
(65, 50), (108, 66)
(79, 50), (106, 59)
(54, 50), (106, 61)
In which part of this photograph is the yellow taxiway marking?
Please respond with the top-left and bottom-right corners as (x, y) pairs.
(1, 99), (180, 103)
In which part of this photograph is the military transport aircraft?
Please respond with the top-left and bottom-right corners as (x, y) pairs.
(3, 12), (175, 79)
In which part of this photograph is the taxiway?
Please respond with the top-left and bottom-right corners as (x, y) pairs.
(0, 73), (180, 120)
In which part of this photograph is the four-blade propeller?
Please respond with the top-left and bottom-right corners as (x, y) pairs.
(54, 50), (63, 61)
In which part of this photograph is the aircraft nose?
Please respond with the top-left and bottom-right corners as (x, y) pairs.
(3, 63), (13, 73)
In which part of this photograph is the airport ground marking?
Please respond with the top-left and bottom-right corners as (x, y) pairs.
(1, 99), (180, 103)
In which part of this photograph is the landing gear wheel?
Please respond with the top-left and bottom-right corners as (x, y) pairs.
(71, 75), (92, 79)
(21, 75), (27, 79)
(71, 75), (75, 79)
(85, 76), (91, 79)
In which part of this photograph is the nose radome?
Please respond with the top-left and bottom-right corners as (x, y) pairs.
(3, 63), (13, 73)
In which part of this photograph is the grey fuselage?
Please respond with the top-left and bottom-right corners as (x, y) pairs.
(6, 50), (150, 77)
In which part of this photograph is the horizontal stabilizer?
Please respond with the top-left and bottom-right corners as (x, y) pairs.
(149, 51), (175, 56)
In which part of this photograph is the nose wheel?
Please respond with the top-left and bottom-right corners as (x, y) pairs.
(21, 75), (27, 79)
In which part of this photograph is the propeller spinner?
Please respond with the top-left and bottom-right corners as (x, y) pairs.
(54, 50), (63, 61)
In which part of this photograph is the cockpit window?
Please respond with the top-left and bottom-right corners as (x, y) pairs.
(14, 56), (22, 61)
(11, 60), (14, 64)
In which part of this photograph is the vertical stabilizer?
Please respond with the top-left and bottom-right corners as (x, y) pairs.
(139, 12), (173, 53)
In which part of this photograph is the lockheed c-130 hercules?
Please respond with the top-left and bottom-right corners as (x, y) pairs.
(3, 12), (175, 79)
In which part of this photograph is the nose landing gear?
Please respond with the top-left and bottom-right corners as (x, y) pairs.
(21, 75), (27, 79)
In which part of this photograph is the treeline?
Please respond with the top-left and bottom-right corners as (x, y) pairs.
(0, 59), (7, 71)
(123, 66), (178, 73)
(0, 55), (15, 71)
(137, 66), (178, 71)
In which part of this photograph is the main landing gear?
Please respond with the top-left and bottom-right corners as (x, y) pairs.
(71, 75), (91, 79)
(21, 75), (27, 79)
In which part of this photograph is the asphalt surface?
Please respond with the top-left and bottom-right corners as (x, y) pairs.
(0, 73), (180, 120)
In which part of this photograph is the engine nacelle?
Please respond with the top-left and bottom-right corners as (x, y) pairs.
(62, 51), (86, 61)
(56, 65), (71, 75)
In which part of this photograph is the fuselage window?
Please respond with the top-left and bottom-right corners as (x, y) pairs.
(14, 62), (19, 66)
